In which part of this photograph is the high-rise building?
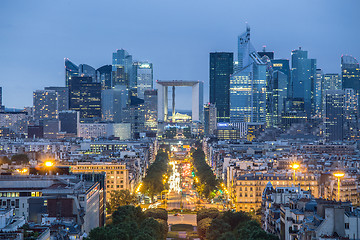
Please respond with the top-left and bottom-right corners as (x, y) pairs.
(79, 64), (97, 81)
(314, 69), (323, 117)
(344, 88), (359, 140)
(230, 27), (266, 124)
(323, 74), (341, 91)
(133, 62), (153, 99)
(44, 87), (69, 112)
(122, 96), (145, 138)
(272, 71), (288, 126)
(144, 89), (158, 132)
(112, 49), (133, 87)
(204, 103), (217, 136)
(291, 47), (317, 117)
(209, 52), (233, 123)
(33, 90), (58, 121)
(59, 110), (80, 135)
(324, 90), (344, 141)
(101, 85), (128, 123)
(261, 54), (274, 127)
(341, 55), (360, 92)
(65, 59), (79, 87)
(97, 65), (112, 90)
(68, 76), (101, 121)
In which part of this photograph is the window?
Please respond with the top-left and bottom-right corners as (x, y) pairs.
(15, 199), (19, 208)
(345, 223), (349, 229)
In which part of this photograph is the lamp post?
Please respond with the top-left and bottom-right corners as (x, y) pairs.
(44, 160), (54, 175)
(333, 172), (345, 202)
(291, 163), (300, 185)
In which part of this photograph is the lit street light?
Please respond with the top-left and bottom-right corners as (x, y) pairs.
(291, 163), (300, 185)
(333, 172), (345, 202)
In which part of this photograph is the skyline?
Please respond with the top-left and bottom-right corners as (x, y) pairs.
(1, 0), (360, 109)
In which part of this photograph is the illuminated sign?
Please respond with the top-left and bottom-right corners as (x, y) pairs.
(217, 123), (229, 127)
(273, 63), (283, 67)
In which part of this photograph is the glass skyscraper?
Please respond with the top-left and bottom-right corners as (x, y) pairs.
(291, 47), (316, 117)
(341, 55), (360, 92)
(324, 90), (344, 141)
(97, 65), (112, 90)
(230, 27), (266, 124)
(314, 69), (323, 117)
(65, 59), (79, 87)
(68, 76), (101, 122)
(209, 52), (233, 123)
(133, 62), (153, 99)
(112, 49), (133, 87)
(101, 85), (128, 123)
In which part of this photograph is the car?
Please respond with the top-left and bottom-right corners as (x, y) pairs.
(174, 213), (179, 216)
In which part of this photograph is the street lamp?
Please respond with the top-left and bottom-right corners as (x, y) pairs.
(333, 172), (345, 202)
(291, 163), (300, 185)
(44, 160), (54, 175)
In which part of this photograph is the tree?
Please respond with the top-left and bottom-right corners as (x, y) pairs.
(144, 208), (168, 222)
(206, 218), (231, 240)
(107, 190), (137, 214)
(197, 208), (220, 223)
(11, 154), (29, 165)
(0, 156), (11, 165)
(197, 218), (213, 239)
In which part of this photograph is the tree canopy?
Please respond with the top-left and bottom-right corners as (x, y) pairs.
(87, 205), (168, 240)
(107, 190), (137, 214)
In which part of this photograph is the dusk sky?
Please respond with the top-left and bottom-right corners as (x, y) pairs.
(0, 0), (359, 110)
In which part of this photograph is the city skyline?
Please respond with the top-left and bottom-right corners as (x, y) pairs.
(1, 0), (360, 109)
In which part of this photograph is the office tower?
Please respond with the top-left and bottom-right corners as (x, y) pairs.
(97, 65), (112, 90)
(209, 52), (233, 123)
(344, 88), (359, 140)
(323, 74), (341, 91)
(133, 62), (153, 99)
(342, 55), (360, 92)
(230, 27), (266, 123)
(79, 64), (97, 80)
(68, 76), (101, 121)
(324, 90), (344, 141)
(204, 103), (217, 136)
(257, 47), (274, 60)
(65, 58), (79, 87)
(272, 59), (291, 97)
(122, 96), (145, 138)
(272, 71), (288, 126)
(59, 110), (80, 135)
(43, 119), (60, 139)
(112, 49), (133, 87)
(101, 85), (128, 122)
(314, 69), (323, 117)
(144, 89), (158, 132)
(291, 47), (317, 117)
(44, 87), (69, 111)
(33, 90), (58, 121)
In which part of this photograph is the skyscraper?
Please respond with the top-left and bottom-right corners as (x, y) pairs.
(344, 88), (359, 140)
(324, 90), (344, 141)
(144, 89), (158, 132)
(204, 103), (217, 136)
(112, 49), (133, 87)
(59, 110), (80, 135)
(68, 76), (101, 121)
(97, 65), (112, 90)
(291, 47), (317, 117)
(44, 87), (69, 112)
(272, 59), (291, 110)
(79, 64), (97, 80)
(314, 69), (323, 117)
(209, 52), (233, 123)
(65, 59), (79, 87)
(101, 85), (128, 123)
(230, 27), (266, 123)
(341, 55), (360, 92)
(272, 71), (288, 126)
(33, 90), (58, 121)
(133, 62), (153, 99)
(323, 74), (341, 91)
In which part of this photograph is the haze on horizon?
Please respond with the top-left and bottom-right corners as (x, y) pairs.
(0, 0), (359, 110)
